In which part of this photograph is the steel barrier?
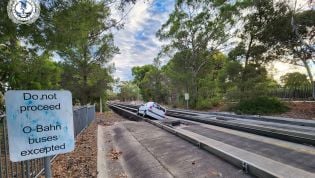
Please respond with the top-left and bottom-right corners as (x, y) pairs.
(269, 86), (313, 100)
(0, 105), (95, 178)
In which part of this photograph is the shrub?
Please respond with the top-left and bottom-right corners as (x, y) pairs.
(196, 99), (212, 110)
(220, 102), (237, 112)
(210, 97), (221, 107)
(195, 97), (222, 110)
(233, 96), (289, 115)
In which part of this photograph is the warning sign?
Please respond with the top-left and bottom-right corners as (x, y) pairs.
(5, 90), (75, 162)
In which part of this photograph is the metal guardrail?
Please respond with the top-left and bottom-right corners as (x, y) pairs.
(0, 105), (96, 178)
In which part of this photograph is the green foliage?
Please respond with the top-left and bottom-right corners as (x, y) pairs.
(61, 62), (113, 104)
(48, 0), (117, 104)
(195, 99), (212, 110)
(218, 60), (278, 101)
(0, 0), (167, 112)
(0, 91), (3, 111)
(20, 56), (62, 90)
(156, 0), (235, 107)
(258, 4), (315, 98)
(217, 60), (242, 93)
(281, 72), (311, 89)
(132, 65), (156, 85)
(0, 47), (62, 91)
(239, 64), (278, 99)
(0, 0), (118, 105)
(195, 96), (221, 110)
(117, 81), (140, 101)
(132, 64), (169, 103)
(233, 97), (289, 115)
(106, 90), (118, 101)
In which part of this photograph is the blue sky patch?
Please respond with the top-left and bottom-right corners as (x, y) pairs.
(112, 0), (175, 81)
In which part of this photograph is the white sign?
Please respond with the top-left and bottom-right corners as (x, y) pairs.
(5, 90), (74, 162)
(184, 93), (189, 100)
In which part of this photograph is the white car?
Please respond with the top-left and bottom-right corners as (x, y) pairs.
(137, 102), (166, 120)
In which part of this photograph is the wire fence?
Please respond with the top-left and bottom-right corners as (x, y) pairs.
(0, 105), (95, 178)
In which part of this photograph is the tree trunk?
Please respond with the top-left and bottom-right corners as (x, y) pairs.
(291, 12), (315, 99)
(245, 34), (253, 67)
(302, 59), (315, 99)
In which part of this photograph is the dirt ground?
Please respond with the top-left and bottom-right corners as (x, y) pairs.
(46, 111), (125, 178)
(277, 102), (315, 120)
(210, 101), (315, 120)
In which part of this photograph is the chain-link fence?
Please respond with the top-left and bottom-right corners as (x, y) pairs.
(0, 105), (95, 178)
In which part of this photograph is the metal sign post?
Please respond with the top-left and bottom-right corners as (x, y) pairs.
(26, 160), (30, 178)
(100, 97), (102, 113)
(184, 93), (189, 109)
(44, 156), (52, 178)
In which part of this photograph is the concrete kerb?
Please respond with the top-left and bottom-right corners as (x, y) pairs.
(170, 109), (315, 127)
(166, 113), (315, 146)
(143, 118), (315, 178)
(108, 104), (142, 121)
(97, 125), (108, 178)
(212, 112), (315, 127)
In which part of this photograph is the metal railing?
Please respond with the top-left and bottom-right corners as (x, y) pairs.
(0, 105), (96, 178)
(269, 86), (313, 100)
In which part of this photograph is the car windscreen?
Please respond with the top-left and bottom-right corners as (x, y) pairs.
(156, 105), (165, 112)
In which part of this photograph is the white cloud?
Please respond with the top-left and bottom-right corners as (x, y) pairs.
(110, 0), (175, 81)
(268, 61), (315, 83)
(110, 0), (314, 81)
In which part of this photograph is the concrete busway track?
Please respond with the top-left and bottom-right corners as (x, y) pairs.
(108, 103), (315, 178)
(114, 103), (315, 146)
(119, 103), (315, 127)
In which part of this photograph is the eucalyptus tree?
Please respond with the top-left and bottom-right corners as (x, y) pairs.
(45, 0), (119, 104)
(132, 60), (169, 103)
(157, 0), (243, 106)
(117, 81), (140, 101)
(132, 65), (156, 86)
(1, 0), (137, 104)
(281, 72), (311, 88)
(0, 0), (64, 92)
(225, 0), (312, 100)
(257, 1), (315, 98)
(230, 0), (288, 66)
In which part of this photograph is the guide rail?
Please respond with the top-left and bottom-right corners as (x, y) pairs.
(108, 102), (315, 178)
(110, 103), (315, 146)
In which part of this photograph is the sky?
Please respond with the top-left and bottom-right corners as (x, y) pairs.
(111, 0), (175, 81)
(110, 0), (314, 82)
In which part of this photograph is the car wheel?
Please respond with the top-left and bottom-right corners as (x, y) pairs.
(144, 110), (147, 117)
(136, 109), (139, 115)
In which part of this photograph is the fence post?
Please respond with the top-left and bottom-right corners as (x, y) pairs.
(26, 160), (30, 178)
(44, 156), (52, 178)
(86, 106), (88, 128)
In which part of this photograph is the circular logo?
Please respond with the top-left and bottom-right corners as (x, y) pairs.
(7, 0), (40, 24)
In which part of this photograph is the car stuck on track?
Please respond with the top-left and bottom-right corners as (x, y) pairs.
(137, 102), (166, 120)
